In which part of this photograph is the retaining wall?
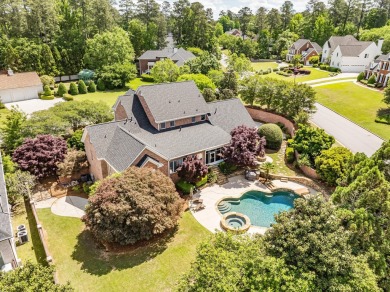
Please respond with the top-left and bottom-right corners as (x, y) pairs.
(245, 106), (296, 136)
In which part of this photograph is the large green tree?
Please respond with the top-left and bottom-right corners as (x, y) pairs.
(151, 59), (180, 83)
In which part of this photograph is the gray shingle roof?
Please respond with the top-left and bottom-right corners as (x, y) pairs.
(292, 39), (310, 50)
(169, 48), (196, 66)
(0, 153), (13, 242)
(376, 54), (390, 61)
(138, 48), (195, 66)
(137, 81), (210, 123)
(339, 42), (373, 57)
(86, 90), (257, 170)
(328, 35), (357, 49)
(138, 50), (171, 60)
(312, 42), (323, 53)
(208, 98), (257, 133)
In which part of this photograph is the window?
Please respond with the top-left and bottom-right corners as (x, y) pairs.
(160, 122), (166, 129)
(170, 121), (175, 127)
(364, 53), (369, 58)
(201, 115), (206, 121)
(336, 52), (338, 57)
(192, 117), (196, 123)
(169, 158), (183, 173)
(206, 148), (223, 164)
(324, 50), (327, 53)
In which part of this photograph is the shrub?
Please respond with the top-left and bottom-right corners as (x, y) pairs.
(88, 81), (96, 92)
(177, 155), (208, 184)
(176, 180), (194, 194)
(195, 175), (208, 188)
(40, 75), (55, 87)
(207, 170), (217, 184)
(141, 74), (154, 82)
(62, 94), (73, 101)
(357, 72), (365, 81)
(69, 82), (79, 95)
(285, 147), (295, 163)
(96, 78), (105, 91)
(98, 63), (137, 89)
(0, 99), (5, 109)
(78, 80), (87, 94)
(315, 147), (353, 186)
(294, 111), (310, 125)
(83, 167), (183, 245)
(367, 74), (376, 85)
(203, 88), (216, 102)
(40, 95), (55, 100)
(57, 83), (67, 97)
(12, 135), (67, 179)
(56, 149), (88, 177)
(218, 161), (237, 174)
(67, 129), (85, 150)
(309, 56), (319, 64)
(258, 123), (283, 150)
(43, 85), (52, 96)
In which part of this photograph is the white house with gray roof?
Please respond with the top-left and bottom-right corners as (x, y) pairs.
(322, 35), (383, 72)
(0, 153), (19, 272)
(82, 81), (256, 182)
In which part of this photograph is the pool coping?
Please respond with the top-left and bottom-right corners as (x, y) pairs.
(220, 212), (251, 233)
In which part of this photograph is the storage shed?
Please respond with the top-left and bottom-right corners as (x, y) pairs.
(0, 70), (42, 103)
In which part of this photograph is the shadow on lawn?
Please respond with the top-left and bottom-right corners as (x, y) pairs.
(71, 227), (178, 275)
(377, 108), (390, 124)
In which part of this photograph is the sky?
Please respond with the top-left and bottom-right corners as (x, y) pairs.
(156, 0), (309, 18)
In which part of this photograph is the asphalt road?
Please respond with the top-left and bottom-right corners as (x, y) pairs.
(310, 103), (384, 157)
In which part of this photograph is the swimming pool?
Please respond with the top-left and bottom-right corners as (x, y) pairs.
(218, 190), (299, 227)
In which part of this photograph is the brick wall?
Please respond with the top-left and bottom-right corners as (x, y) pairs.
(114, 101), (128, 121)
(84, 133), (105, 180)
(245, 106), (296, 136)
(132, 149), (169, 176)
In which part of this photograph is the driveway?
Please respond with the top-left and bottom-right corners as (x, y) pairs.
(5, 98), (63, 115)
(310, 103), (384, 157)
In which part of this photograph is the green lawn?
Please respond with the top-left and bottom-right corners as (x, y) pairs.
(260, 68), (331, 83)
(315, 82), (390, 140)
(37, 209), (210, 292)
(127, 77), (154, 90)
(251, 62), (278, 71)
(12, 201), (47, 265)
(266, 145), (299, 177)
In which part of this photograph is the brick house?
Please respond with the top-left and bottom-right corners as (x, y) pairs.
(82, 81), (256, 182)
(286, 39), (322, 65)
(0, 153), (19, 272)
(364, 54), (390, 87)
(138, 48), (195, 75)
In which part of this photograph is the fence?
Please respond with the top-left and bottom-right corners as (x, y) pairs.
(54, 75), (79, 83)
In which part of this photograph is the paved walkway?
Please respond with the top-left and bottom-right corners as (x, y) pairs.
(35, 195), (88, 218)
(310, 103), (384, 156)
(5, 98), (63, 115)
(191, 175), (317, 235)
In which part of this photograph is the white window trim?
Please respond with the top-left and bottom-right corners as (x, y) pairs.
(160, 122), (166, 130)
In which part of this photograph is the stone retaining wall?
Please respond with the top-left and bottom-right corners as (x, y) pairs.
(245, 106), (296, 136)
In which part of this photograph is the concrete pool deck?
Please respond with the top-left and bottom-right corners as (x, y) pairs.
(191, 175), (317, 234)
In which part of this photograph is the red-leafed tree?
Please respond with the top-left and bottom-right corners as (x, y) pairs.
(177, 155), (208, 183)
(12, 135), (67, 179)
(223, 125), (263, 167)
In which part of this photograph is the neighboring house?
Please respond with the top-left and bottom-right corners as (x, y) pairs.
(138, 48), (195, 74)
(329, 39), (383, 73)
(286, 39), (322, 65)
(365, 54), (390, 87)
(225, 29), (242, 37)
(82, 81), (256, 182)
(0, 153), (19, 272)
(0, 70), (42, 103)
(321, 35), (358, 63)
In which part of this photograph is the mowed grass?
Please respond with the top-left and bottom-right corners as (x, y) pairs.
(12, 201), (47, 265)
(37, 209), (210, 292)
(251, 62), (278, 71)
(259, 67), (331, 83)
(315, 82), (390, 140)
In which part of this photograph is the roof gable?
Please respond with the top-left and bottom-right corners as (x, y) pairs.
(137, 81), (210, 123)
(0, 72), (41, 90)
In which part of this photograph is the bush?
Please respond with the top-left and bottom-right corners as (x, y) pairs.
(67, 129), (85, 150)
(177, 155), (208, 184)
(96, 78), (105, 91)
(78, 80), (88, 94)
(315, 147), (353, 186)
(176, 180), (194, 194)
(40, 75), (55, 87)
(69, 82), (79, 95)
(83, 167), (183, 245)
(357, 72), (365, 81)
(141, 74), (154, 82)
(88, 81), (96, 92)
(207, 170), (217, 184)
(218, 161), (237, 174)
(258, 123), (283, 150)
(367, 74), (376, 85)
(57, 83), (67, 97)
(62, 94), (73, 101)
(367, 83), (376, 87)
(40, 95), (54, 100)
(195, 175), (208, 188)
(285, 147), (295, 163)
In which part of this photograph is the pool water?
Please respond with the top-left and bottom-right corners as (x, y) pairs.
(219, 190), (299, 227)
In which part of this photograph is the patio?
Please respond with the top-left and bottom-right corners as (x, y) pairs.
(190, 175), (317, 234)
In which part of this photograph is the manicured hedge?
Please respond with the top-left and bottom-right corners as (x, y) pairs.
(63, 94), (74, 101)
(195, 175), (208, 188)
(141, 74), (154, 82)
(258, 123), (284, 150)
(176, 180), (194, 194)
(218, 161), (238, 174)
(285, 147), (295, 163)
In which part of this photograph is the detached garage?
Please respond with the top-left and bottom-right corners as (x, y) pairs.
(0, 70), (42, 103)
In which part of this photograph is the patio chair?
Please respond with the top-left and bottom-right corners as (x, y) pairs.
(192, 198), (203, 204)
(193, 204), (205, 212)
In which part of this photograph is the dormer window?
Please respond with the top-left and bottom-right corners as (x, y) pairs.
(170, 121), (175, 127)
(364, 53), (369, 58)
(160, 122), (166, 129)
(201, 115), (206, 121)
(192, 117), (196, 123)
